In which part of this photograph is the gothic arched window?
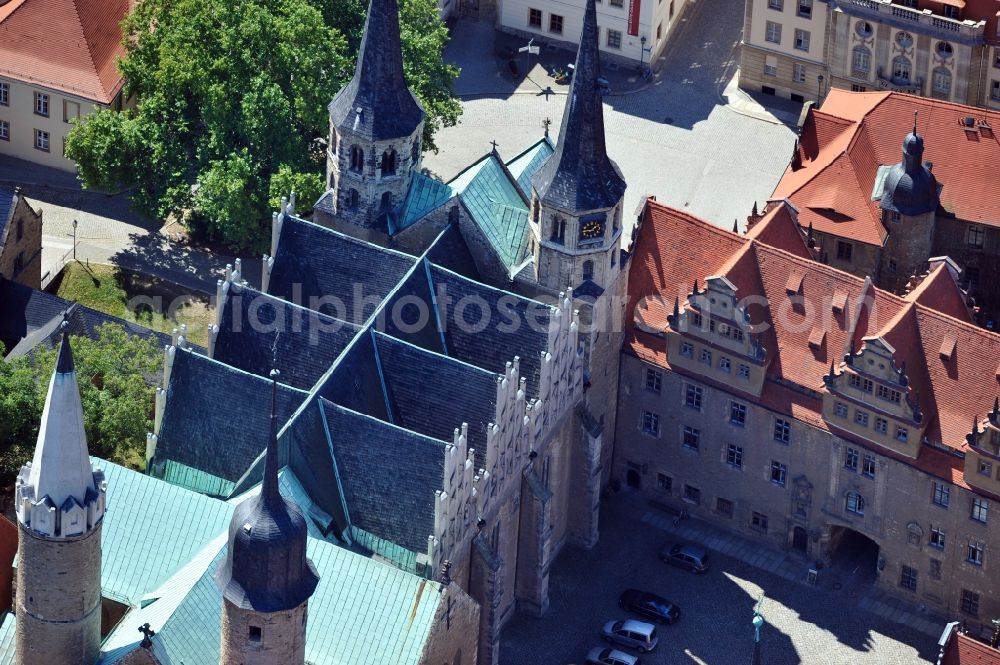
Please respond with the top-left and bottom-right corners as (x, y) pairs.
(550, 216), (566, 243)
(411, 139), (420, 164)
(381, 149), (397, 176)
(349, 145), (364, 173)
(380, 191), (393, 210)
(582, 260), (594, 281)
(348, 189), (359, 209)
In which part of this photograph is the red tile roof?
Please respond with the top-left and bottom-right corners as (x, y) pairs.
(773, 90), (1000, 247)
(628, 199), (1000, 487)
(942, 629), (1000, 665)
(0, 0), (130, 104)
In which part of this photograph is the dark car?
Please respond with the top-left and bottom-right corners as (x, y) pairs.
(659, 542), (710, 574)
(618, 589), (681, 624)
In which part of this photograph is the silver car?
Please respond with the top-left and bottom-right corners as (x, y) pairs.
(585, 647), (640, 665)
(601, 618), (659, 652)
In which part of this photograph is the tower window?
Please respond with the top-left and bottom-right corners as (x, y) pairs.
(550, 216), (566, 244)
(381, 149), (397, 176)
(348, 189), (360, 210)
(411, 139), (420, 163)
(349, 145), (364, 173)
(582, 260), (594, 281)
(381, 192), (393, 210)
(249, 625), (262, 642)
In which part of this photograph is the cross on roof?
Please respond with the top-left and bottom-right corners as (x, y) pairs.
(138, 623), (156, 648)
(542, 117), (552, 137)
(490, 139), (500, 153)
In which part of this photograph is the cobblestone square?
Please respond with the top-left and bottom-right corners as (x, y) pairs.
(500, 496), (939, 665)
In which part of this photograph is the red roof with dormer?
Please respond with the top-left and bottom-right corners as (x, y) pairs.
(773, 90), (1000, 248)
(627, 198), (998, 490)
(0, 0), (130, 104)
(942, 628), (1000, 665)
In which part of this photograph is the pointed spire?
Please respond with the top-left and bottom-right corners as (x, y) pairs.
(807, 221), (815, 249)
(913, 110), (918, 136)
(693, 279), (699, 295)
(992, 397), (999, 423)
(15, 324), (105, 537)
(733, 219), (739, 233)
(261, 368), (281, 507)
(328, 0), (424, 142)
(530, 0), (625, 212)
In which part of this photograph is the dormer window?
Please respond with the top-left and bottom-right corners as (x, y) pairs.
(381, 149), (397, 176)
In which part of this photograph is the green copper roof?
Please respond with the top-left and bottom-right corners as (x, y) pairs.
(98, 459), (235, 605)
(506, 137), (555, 198)
(102, 536), (441, 665)
(397, 172), (454, 233)
(449, 154), (531, 270)
(0, 613), (12, 665)
(159, 459), (236, 498)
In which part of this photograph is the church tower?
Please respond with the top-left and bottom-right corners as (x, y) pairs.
(320, 0), (425, 239)
(14, 329), (106, 665)
(528, 0), (627, 295)
(216, 369), (319, 665)
(878, 115), (939, 293)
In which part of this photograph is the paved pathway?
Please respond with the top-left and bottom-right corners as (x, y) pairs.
(427, 0), (801, 235)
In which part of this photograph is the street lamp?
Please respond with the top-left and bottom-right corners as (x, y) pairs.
(817, 74), (825, 103)
(72, 218), (78, 261)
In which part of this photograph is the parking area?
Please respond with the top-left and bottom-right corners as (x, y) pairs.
(500, 495), (939, 665)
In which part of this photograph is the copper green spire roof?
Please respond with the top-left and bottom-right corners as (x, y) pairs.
(530, 0), (625, 212)
(328, 0), (424, 141)
(216, 369), (319, 612)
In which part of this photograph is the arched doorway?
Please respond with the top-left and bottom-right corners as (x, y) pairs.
(626, 469), (641, 489)
(827, 526), (879, 584)
(792, 526), (808, 553)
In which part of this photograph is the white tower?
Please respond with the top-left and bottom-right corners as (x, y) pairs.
(14, 328), (106, 665)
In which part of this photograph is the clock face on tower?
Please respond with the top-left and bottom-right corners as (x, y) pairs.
(579, 215), (606, 242)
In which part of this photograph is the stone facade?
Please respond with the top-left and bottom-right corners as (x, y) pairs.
(0, 190), (43, 290)
(418, 582), (480, 665)
(219, 599), (308, 665)
(14, 524), (103, 665)
(616, 351), (1000, 626)
(740, 0), (1000, 109)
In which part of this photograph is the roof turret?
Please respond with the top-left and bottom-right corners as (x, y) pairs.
(216, 369), (319, 612)
(328, 0), (424, 142)
(530, 0), (625, 213)
(880, 113), (939, 216)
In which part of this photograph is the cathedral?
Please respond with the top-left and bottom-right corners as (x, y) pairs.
(0, 0), (632, 661)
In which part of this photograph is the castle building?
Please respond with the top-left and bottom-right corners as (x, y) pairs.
(143, 0), (628, 662)
(739, 0), (1000, 107)
(770, 89), (1000, 322)
(13, 328), (106, 665)
(0, 188), (42, 290)
(617, 195), (1000, 629)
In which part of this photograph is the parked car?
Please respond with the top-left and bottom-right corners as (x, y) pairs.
(585, 647), (641, 665)
(618, 589), (681, 624)
(659, 542), (710, 574)
(601, 618), (659, 652)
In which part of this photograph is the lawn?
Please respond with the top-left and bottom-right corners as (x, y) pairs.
(52, 262), (213, 347)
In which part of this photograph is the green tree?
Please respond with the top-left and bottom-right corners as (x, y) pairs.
(0, 325), (163, 486)
(67, 0), (460, 252)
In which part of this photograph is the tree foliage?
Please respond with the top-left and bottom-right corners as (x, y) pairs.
(0, 325), (162, 486)
(66, 0), (460, 252)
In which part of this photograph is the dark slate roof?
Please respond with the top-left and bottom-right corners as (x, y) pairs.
(214, 286), (358, 390)
(267, 215), (416, 324)
(217, 375), (319, 614)
(428, 265), (551, 396)
(315, 330), (390, 420)
(152, 349), (308, 484)
(374, 331), (497, 467)
(327, 0), (424, 142)
(449, 154), (531, 270)
(285, 400), (349, 537)
(0, 280), (180, 358)
(529, 0), (626, 213)
(423, 224), (481, 281)
(880, 132), (939, 216)
(0, 187), (13, 245)
(321, 399), (445, 554)
(573, 278), (605, 300)
(380, 264), (446, 355)
(0, 277), (70, 353)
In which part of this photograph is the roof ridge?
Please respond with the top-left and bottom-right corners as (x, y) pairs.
(72, 0), (108, 98)
(284, 213), (416, 261)
(319, 397), (453, 447)
(504, 136), (552, 166)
